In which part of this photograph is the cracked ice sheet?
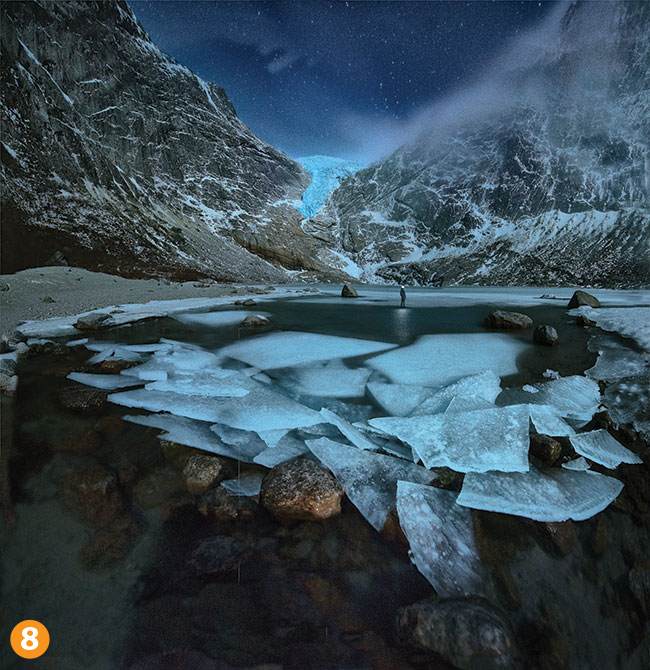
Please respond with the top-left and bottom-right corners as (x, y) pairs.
(320, 408), (378, 451)
(121, 346), (232, 382)
(528, 404), (575, 437)
(221, 473), (265, 496)
(366, 334), (526, 387)
(498, 375), (601, 422)
(123, 414), (261, 462)
(109, 382), (321, 431)
(411, 371), (502, 416)
(570, 306), (650, 351)
(274, 362), (371, 398)
(370, 405), (530, 473)
(67, 372), (143, 390)
(306, 438), (433, 531)
(396, 481), (484, 597)
(145, 372), (249, 397)
(367, 382), (433, 417)
(569, 430), (643, 469)
(457, 468), (624, 522)
(254, 433), (310, 467)
(218, 331), (395, 370)
(173, 310), (270, 328)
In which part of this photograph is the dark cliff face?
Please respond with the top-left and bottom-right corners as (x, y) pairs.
(0, 0), (333, 281)
(312, 1), (650, 287)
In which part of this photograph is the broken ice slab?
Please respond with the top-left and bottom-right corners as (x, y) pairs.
(121, 346), (232, 381)
(528, 404), (575, 437)
(254, 433), (310, 467)
(367, 381), (433, 417)
(569, 429), (643, 469)
(110, 382), (322, 431)
(457, 468), (624, 522)
(571, 306), (650, 351)
(562, 457), (591, 471)
(370, 405), (530, 473)
(366, 333), (526, 387)
(220, 473), (265, 497)
(256, 428), (290, 448)
(274, 363), (371, 398)
(411, 371), (502, 417)
(444, 395), (495, 414)
(123, 413), (262, 462)
(396, 481), (485, 597)
(498, 375), (601, 422)
(211, 423), (267, 454)
(173, 310), (271, 328)
(67, 371), (143, 390)
(87, 347), (143, 365)
(306, 437), (433, 531)
(218, 331), (396, 369)
(320, 407), (379, 451)
(145, 372), (249, 397)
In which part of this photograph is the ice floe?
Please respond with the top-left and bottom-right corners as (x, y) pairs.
(396, 481), (484, 597)
(145, 373), (249, 397)
(570, 306), (650, 351)
(67, 371), (143, 390)
(528, 404), (575, 437)
(366, 334), (526, 387)
(87, 347), (143, 365)
(274, 362), (371, 398)
(306, 437), (433, 531)
(569, 430), (643, 469)
(457, 468), (624, 521)
(319, 407), (379, 451)
(173, 310), (270, 328)
(219, 331), (395, 369)
(370, 405), (530, 473)
(366, 381), (433, 417)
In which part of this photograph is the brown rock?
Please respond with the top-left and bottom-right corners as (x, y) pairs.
(74, 312), (112, 331)
(341, 284), (359, 298)
(239, 314), (271, 328)
(132, 466), (184, 509)
(568, 290), (600, 309)
(629, 558), (650, 614)
(182, 454), (227, 494)
(94, 414), (126, 438)
(59, 385), (108, 413)
(395, 597), (517, 669)
(78, 514), (144, 572)
(533, 325), (559, 346)
(198, 486), (257, 521)
(100, 358), (137, 373)
(260, 458), (344, 521)
(534, 521), (575, 556)
(186, 536), (251, 576)
(484, 310), (533, 329)
(234, 297), (257, 306)
(576, 314), (595, 327)
(590, 517), (610, 557)
(493, 564), (521, 610)
(530, 434), (562, 465)
(53, 427), (102, 454)
(62, 462), (125, 527)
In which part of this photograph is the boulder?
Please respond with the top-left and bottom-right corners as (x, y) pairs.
(576, 314), (595, 327)
(568, 290), (600, 309)
(100, 359), (137, 373)
(260, 458), (344, 521)
(74, 312), (112, 331)
(59, 385), (108, 412)
(182, 454), (227, 494)
(484, 310), (532, 329)
(341, 284), (359, 298)
(234, 298), (257, 306)
(198, 486), (258, 521)
(62, 462), (125, 527)
(533, 325), (559, 346)
(395, 598), (516, 669)
(529, 434), (562, 465)
(186, 536), (251, 576)
(239, 314), (271, 328)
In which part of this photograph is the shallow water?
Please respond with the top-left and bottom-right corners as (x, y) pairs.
(1, 291), (648, 669)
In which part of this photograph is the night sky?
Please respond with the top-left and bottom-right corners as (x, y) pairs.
(130, 1), (558, 162)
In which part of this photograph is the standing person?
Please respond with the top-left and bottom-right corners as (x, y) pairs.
(400, 285), (406, 308)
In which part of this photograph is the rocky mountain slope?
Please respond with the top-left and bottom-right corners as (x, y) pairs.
(311, 0), (650, 287)
(1, 0), (341, 281)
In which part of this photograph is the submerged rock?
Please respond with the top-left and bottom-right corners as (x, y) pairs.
(74, 312), (112, 331)
(182, 454), (227, 494)
(186, 536), (251, 576)
(484, 310), (532, 329)
(568, 290), (600, 309)
(59, 385), (108, 412)
(78, 514), (144, 572)
(53, 427), (102, 454)
(533, 325), (559, 346)
(341, 284), (359, 298)
(198, 486), (258, 521)
(62, 462), (125, 527)
(529, 434), (562, 466)
(239, 314), (271, 328)
(260, 458), (344, 521)
(395, 598), (516, 669)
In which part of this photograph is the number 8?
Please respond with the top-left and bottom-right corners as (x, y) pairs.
(21, 627), (39, 650)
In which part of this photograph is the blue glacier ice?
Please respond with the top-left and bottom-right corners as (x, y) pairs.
(297, 155), (364, 217)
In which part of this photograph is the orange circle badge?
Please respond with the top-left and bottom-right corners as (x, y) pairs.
(10, 620), (50, 659)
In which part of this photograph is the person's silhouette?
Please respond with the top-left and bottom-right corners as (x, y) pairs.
(400, 285), (406, 308)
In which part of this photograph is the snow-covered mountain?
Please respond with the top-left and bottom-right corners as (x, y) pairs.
(0, 1), (343, 281)
(296, 156), (364, 218)
(311, 1), (650, 287)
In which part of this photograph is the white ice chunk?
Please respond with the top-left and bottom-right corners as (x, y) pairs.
(87, 347), (143, 364)
(257, 428), (290, 448)
(396, 481), (484, 597)
(320, 407), (379, 451)
(366, 381), (433, 417)
(121, 347), (231, 381)
(371, 405), (530, 473)
(275, 363), (371, 398)
(66, 337), (89, 347)
(523, 385), (539, 393)
(306, 437), (433, 531)
(145, 373), (249, 397)
(123, 413), (260, 462)
(457, 468), (624, 521)
(173, 310), (270, 328)
(366, 334), (526, 387)
(220, 473), (265, 497)
(254, 433), (310, 467)
(571, 306), (650, 350)
(498, 375), (601, 422)
(528, 404), (575, 436)
(411, 371), (502, 416)
(67, 371), (142, 390)
(569, 430), (643, 469)
(562, 457), (591, 471)
(219, 331), (395, 369)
